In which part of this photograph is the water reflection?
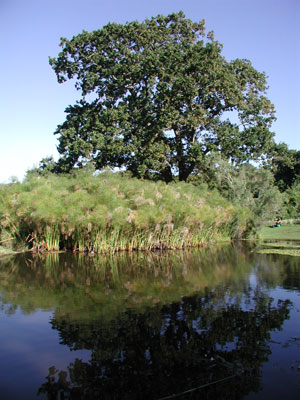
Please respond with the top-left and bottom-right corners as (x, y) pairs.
(0, 244), (255, 319)
(40, 292), (291, 399)
(0, 243), (299, 399)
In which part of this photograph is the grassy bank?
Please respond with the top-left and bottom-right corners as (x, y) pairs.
(257, 224), (300, 241)
(0, 170), (253, 254)
(256, 221), (300, 256)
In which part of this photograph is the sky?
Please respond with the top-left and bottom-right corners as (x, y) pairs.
(0, 0), (299, 183)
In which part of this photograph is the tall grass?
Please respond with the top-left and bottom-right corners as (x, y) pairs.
(0, 170), (253, 253)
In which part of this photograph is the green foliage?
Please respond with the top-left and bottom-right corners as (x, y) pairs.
(230, 165), (283, 219)
(267, 142), (300, 191)
(0, 170), (252, 252)
(191, 154), (284, 221)
(280, 182), (300, 218)
(261, 142), (300, 218)
(49, 11), (275, 182)
(25, 156), (57, 178)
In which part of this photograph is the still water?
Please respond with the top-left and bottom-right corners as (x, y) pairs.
(0, 243), (300, 399)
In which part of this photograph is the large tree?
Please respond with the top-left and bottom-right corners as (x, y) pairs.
(50, 11), (276, 182)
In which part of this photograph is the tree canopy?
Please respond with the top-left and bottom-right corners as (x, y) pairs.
(268, 142), (300, 191)
(50, 11), (276, 182)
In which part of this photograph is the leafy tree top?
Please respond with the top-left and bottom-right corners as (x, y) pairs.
(268, 142), (300, 191)
(50, 11), (276, 182)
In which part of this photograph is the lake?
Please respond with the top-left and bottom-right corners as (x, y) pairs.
(0, 242), (300, 399)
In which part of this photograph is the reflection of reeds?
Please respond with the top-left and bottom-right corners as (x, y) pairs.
(0, 170), (253, 253)
(0, 243), (255, 321)
(44, 252), (60, 269)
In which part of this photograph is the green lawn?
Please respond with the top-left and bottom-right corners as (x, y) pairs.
(256, 224), (300, 256)
(257, 225), (300, 241)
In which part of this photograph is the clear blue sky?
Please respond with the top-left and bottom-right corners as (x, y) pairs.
(1, 0), (299, 183)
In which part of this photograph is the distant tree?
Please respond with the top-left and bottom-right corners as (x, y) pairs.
(268, 142), (300, 191)
(50, 11), (275, 182)
(228, 164), (283, 219)
(25, 156), (57, 179)
(191, 153), (283, 219)
(282, 182), (300, 218)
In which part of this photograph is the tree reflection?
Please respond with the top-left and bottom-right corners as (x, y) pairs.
(0, 244), (297, 398)
(38, 287), (291, 399)
(254, 253), (300, 291)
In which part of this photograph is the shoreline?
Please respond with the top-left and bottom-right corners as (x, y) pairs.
(255, 223), (300, 256)
(0, 237), (231, 257)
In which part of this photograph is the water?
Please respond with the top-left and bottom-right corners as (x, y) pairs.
(0, 243), (300, 399)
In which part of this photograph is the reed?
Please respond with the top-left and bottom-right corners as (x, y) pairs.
(43, 225), (60, 251)
(0, 170), (254, 253)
